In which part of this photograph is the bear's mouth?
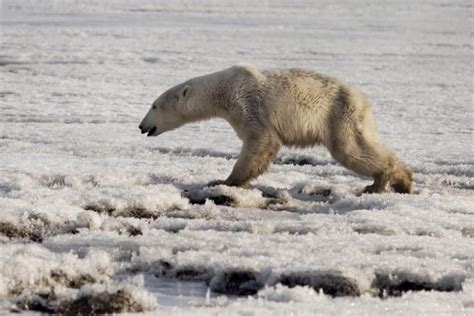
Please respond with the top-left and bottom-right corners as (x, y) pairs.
(147, 126), (157, 137)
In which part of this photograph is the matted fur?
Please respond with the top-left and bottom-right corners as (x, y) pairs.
(139, 64), (413, 193)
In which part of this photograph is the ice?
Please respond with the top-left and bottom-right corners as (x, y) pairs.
(1, 0), (473, 314)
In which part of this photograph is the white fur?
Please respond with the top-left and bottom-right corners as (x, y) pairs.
(139, 65), (413, 193)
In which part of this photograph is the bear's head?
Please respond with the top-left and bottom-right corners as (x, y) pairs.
(139, 84), (192, 136)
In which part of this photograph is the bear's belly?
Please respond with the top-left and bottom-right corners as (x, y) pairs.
(272, 112), (328, 148)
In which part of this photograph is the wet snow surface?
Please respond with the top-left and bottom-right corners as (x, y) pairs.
(1, 0), (473, 314)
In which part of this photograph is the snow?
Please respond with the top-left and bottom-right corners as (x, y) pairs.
(0, 0), (473, 314)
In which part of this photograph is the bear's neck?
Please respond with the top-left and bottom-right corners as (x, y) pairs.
(185, 72), (231, 121)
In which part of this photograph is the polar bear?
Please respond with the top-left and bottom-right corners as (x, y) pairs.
(139, 65), (413, 193)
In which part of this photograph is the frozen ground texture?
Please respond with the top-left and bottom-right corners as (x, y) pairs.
(0, 0), (473, 314)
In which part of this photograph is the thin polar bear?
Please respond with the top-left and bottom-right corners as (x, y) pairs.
(139, 65), (413, 194)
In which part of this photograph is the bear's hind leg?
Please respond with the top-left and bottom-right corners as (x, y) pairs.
(329, 135), (395, 193)
(328, 126), (413, 194)
(327, 89), (413, 193)
(222, 133), (281, 187)
(338, 142), (413, 194)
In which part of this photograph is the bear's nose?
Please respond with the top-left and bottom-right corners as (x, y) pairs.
(139, 124), (147, 134)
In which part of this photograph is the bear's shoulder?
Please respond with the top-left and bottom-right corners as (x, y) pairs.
(230, 63), (265, 81)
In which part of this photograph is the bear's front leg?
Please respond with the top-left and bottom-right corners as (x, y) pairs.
(209, 133), (280, 187)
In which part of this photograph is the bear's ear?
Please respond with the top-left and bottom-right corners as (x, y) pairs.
(178, 85), (192, 101)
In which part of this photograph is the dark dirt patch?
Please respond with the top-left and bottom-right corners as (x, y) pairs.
(175, 266), (213, 281)
(187, 196), (206, 205)
(183, 185), (284, 209)
(15, 291), (58, 314)
(353, 225), (396, 236)
(209, 270), (264, 296)
(0, 221), (43, 242)
(83, 204), (115, 216)
(182, 187), (236, 206)
(59, 289), (148, 315)
(304, 188), (331, 198)
(208, 195), (235, 206)
(13, 284), (153, 315)
(83, 204), (172, 219)
(150, 260), (213, 282)
(275, 156), (316, 166)
(164, 209), (217, 220)
(372, 273), (463, 297)
(50, 270), (96, 289)
(122, 207), (160, 219)
(127, 226), (143, 237)
(278, 271), (360, 297)
(160, 223), (186, 234)
(40, 175), (69, 189)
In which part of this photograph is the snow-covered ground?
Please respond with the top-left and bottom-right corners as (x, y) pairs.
(1, 0), (473, 314)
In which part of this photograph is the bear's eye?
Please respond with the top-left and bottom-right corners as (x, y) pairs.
(152, 105), (156, 110)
